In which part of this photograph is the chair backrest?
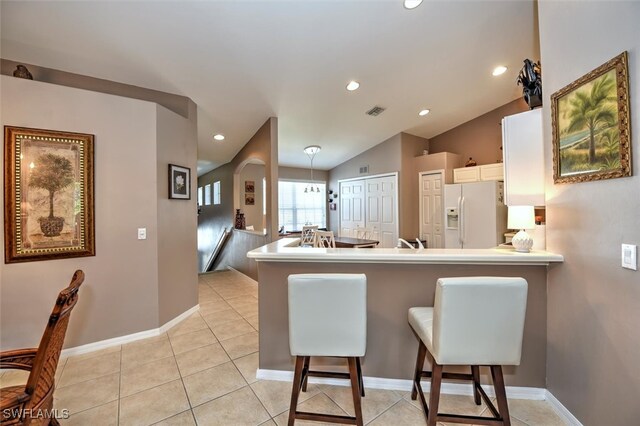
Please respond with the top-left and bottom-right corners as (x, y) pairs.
(288, 274), (367, 357)
(433, 277), (527, 366)
(313, 230), (335, 248)
(355, 227), (371, 240)
(25, 270), (85, 412)
(300, 225), (318, 246)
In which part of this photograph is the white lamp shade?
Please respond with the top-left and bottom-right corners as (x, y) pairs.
(508, 206), (535, 230)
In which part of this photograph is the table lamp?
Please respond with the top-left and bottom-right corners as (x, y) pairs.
(508, 206), (535, 253)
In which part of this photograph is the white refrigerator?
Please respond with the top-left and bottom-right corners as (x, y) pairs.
(444, 181), (507, 249)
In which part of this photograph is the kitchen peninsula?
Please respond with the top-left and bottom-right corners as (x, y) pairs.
(247, 238), (563, 390)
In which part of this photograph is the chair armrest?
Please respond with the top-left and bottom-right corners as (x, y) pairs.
(0, 348), (38, 371)
(0, 390), (30, 411)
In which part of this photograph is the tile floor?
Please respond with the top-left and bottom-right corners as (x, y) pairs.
(0, 269), (567, 425)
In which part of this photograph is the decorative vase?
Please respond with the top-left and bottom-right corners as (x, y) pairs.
(13, 65), (33, 80)
(516, 59), (542, 109)
(38, 216), (64, 237)
(234, 209), (246, 230)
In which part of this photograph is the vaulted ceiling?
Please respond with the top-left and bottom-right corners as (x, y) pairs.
(1, 1), (539, 174)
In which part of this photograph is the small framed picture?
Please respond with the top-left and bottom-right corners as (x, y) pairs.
(245, 180), (255, 193)
(245, 193), (255, 205)
(169, 164), (191, 199)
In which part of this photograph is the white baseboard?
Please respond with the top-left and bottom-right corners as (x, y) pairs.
(256, 368), (546, 400)
(61, 304), (199, 358)
(257, 369), (583, 424)
(545, 390), (583, 426)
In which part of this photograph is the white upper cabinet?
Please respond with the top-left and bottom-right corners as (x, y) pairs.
(502, 109), (545, 206)
(453, 164), (503, 183)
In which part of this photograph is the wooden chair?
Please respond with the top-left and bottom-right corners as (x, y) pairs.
(313, 230), (335, 248)
(355, 227), (373, 240)
(300, 225), (318, 247)
(0, 270), (85, 426)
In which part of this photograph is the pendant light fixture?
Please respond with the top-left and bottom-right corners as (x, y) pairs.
(303, 145), (321, 193)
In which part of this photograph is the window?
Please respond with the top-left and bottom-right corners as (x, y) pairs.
(278, 180), (326, 231)
(197, 187), (203, 206)
(204, 184), (211, 205)
(213, 181), (221, 205)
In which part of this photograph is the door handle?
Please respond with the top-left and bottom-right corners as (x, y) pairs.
(457, 196), (462, 245)
(460, 196), (465, 246)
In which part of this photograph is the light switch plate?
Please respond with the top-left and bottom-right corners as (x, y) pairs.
(138, 228), (147, 240)
(621, 244), (637, 270)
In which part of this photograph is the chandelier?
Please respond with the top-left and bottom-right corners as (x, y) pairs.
(303, 145), (321, 193)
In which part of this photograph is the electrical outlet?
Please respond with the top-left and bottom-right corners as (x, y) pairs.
(621, 244), (637, 270)
(138, 228), (147, 240)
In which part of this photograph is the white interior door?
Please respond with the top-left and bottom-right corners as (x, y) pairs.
(339, 180), (365, 237)
(419, 172), (444, 248)
(364, 175), (398, 248)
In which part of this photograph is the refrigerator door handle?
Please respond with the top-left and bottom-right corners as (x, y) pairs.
(460, 196), (465, 246)
(457, 196), (462, 245)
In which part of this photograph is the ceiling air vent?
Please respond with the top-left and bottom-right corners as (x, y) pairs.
(359, 165), (369, 174)
(365, 106), (386, 116)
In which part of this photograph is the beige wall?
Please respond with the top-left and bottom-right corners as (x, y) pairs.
(0, 76), (197, 350)
(258, 261), (548, 387)
(328, 133), (402, 233)
(539, 2), (640, 424)
(327, 132), (428, 239)
(1, 59), (191, 118)
(429, 98), (529, 166)
(239, 163), (266, 232)
(156, 104), (199, 325)
(279, 166), (329, 183)
(197, 118), (278, 273)
(400, 133), (430, 239)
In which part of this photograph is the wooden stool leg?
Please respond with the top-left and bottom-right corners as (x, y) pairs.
(427, 359), (443, 426)
(356, 357), (365, 397)
(288, 356), (305, 426)
(411, 340), (427, 400)
(348, 357), (364, 426)
(491, 365), (511, 426)
(302, 356), (310, 392)
(471, 365), (481, 405)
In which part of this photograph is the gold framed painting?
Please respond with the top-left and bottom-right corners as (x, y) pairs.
(4, 126), (95, 263)
(551, 51), (632, 184)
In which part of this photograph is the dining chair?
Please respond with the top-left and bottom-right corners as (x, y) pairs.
(355, 227), (372, 240)
(300, 225), (318, 247)
(313, 230), (336, 248)
(0, 270), (85, 426)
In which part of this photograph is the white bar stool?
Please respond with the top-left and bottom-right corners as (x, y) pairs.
(287, 274), (367, 425)
(408, 277), (528, 426)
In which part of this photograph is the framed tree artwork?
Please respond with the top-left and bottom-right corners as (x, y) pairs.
(551, 51), (632, 184)
(4, 126), (95, 263)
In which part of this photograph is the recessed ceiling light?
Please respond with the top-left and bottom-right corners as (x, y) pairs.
(346, 81), (360, 91)
(492, 66), (508, 76)
(418, 109), (431, 116)
(213, 134), (225, 141)
(404, 0), (423, 10)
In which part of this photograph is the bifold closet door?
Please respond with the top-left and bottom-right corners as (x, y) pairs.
(339, 180), (365, 237)
(365, 176), (398, 248)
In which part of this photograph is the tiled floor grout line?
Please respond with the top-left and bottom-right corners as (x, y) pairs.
(115, 348), (122, 426)
(160, 326), (204, 426)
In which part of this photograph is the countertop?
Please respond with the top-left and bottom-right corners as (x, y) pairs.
(247, 238), (564, 265)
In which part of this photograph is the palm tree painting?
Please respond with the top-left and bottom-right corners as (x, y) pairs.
(557, 69), (618, 173)
(552, 52), (631, 184)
